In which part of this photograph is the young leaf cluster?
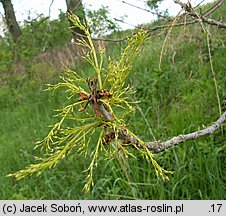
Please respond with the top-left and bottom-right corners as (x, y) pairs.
(9, 14), (170, 192)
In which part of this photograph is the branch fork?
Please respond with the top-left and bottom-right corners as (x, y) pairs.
(79, 75), (226, 154)
(79, 77), (113, 120)
(174, 0), (226, 28)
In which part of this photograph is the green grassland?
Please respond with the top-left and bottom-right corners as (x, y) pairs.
(0, 3), (226, 199)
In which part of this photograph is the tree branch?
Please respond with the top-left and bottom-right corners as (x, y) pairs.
(69, 0), (226, 43)
(199, 15), (226, 28)
(120, 111), (226, 153)
(144, 111), (226, 153)
(97, 100), (226, 153)
(203, 0), (225, 16)
(174, 0), (226, 29)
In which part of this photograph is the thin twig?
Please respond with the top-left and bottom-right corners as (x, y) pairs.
(206, 32), (222, 116)
(114, 17), (138, 28)
(159, 11), (182, 70)
(203, 0), (225, 16)
(174, 0), (223, 117)
(70, 0), (225, 43)
(115, 0), (171, 20)
(136, 105), (156, 140)
(48, 0), (55, 18)
(71, 30), (128, 42)
(174, 0), (226, 28)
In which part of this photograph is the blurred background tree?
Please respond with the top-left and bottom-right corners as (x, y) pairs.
(147, 0), (169, 18)
(147, 0), (164, 9)
(65, 0), (86, 39)
(0, 0), (21, 43)
(86, 6), (120, 37)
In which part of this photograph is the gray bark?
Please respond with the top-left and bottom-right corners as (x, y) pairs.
(96, 99), (226, 153)
(174, 0), (226, 29)
(1, 0), (21, 42)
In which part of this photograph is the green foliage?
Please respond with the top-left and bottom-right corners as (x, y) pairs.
(1, 1), (226, 199)
(0, 39), (12, 73)
(147, 0), (169, 18)
(147, 0), (163, 9)
(18, 12), (71, 60)
(86, 6), (120, 37)
(8, 15), (171, 192)
(0, 12), (72, 79)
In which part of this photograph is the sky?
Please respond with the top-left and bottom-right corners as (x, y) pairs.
(0, 0), (213, 33)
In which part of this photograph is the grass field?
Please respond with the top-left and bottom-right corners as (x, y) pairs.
(0, 4), (226, 199)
